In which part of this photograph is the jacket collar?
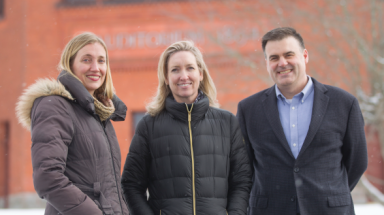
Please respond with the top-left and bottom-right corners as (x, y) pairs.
(58, 70), (95, 114)
(165, 94), (209, 122)
(58, 70), (126, 121)
(262, 77), (329, 159)
(297, 77), (329, 159)
(111, 95), (127, 122)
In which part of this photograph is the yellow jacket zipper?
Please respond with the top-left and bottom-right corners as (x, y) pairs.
(185, 104), (196, 215)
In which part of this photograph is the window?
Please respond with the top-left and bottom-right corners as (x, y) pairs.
(103, 0), (189, 5)
(0, 121), (10, 208)
(57, 0), (96, 7)
(0, 0), (4, 19)
(132, 112), (146, 134)
(57, 0), (193, 7)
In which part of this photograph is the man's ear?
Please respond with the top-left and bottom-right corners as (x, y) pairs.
(303, 49), (309, 64)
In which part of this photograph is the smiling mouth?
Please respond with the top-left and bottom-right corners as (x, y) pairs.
(86, 75), (100, 81)
(178, 83), (192, 86)
(278, 70), (291, 74)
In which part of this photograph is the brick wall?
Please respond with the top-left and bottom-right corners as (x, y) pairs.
(0, 0), (382, 207)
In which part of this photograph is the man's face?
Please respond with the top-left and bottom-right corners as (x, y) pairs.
(264, 36), (309, 91)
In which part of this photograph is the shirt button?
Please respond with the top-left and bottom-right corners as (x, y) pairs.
(292, 107), (295, 110)
(293, 143), (297, 147)
(292, 124), (295, 127)
(294, 167), (300, 173)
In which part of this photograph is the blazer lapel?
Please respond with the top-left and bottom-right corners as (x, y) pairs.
(262, 86), (295, 158)
(298, 78), (329, 158)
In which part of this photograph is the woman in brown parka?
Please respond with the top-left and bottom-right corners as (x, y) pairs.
(16, 32), (129, 215)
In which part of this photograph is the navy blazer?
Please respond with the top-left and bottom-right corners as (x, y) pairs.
(237, 78), (368, 215)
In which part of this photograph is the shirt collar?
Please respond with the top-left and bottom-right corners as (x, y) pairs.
(301, 76), (314, 103)
(275, 75), (314, 104)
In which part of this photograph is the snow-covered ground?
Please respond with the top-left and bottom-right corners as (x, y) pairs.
(355, 203), (384, 215)
(0, 204), (384, 215)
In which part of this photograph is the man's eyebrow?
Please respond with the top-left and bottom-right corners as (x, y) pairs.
(269, 54), (278, 60)
(284, 51), (295, 55)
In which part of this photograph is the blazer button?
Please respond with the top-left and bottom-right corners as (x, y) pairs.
(291, 196), (296, 201)
(294, 167), (300, 173)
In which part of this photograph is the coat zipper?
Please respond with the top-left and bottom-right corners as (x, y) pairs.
(185, 104), (196, 215)
(95, 115), (124, 214)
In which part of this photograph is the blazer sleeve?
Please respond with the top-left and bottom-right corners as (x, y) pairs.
(227, 114), (253, 215)
(121, 117), (154, 215)
(31, 96), (102, 215)
(342, 98), (368, 191)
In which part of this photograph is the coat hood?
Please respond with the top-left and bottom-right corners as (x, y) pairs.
(17, 71), (127, 130)
(15, 78), (74, 130)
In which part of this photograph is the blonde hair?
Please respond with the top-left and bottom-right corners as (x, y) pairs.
(146, 41), (219, 116)
(58, 32), (114, 99)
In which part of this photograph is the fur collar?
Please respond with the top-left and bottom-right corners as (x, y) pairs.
(16, 78), (73, 130)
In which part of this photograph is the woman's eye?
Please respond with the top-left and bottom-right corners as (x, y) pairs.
(98, 59), (105, 63)
(188, 67), (195, 70)
(83, 59), (90, 62)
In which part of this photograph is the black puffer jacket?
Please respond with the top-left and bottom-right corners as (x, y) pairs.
(16, 71), (129, 215)
(122, 96), (252, 215)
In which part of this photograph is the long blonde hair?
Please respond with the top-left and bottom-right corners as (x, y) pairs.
(146, 41), (219, 116)
(58, 32), (114, 99)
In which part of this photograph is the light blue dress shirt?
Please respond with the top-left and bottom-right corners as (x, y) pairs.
(275, 76), (314, 159)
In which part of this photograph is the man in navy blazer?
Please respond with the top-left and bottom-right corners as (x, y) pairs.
(237, 27), (368, 215)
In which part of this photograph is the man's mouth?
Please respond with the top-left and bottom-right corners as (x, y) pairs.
(279, 70), (291, 74)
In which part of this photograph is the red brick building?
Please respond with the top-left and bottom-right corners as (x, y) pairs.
(0, 0), (382, 208)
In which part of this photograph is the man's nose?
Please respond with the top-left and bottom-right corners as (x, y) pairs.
(278, 58), (288, 67)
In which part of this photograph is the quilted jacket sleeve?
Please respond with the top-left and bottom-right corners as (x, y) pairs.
(31, 96), (102, 215)
(227, 114), (253, 215)
(236, 101), (256, 178)
(121, 117), (154, 215)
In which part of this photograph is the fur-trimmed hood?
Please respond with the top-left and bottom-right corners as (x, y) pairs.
(16, 78), (74, 130)
(16, 71), (127, 131)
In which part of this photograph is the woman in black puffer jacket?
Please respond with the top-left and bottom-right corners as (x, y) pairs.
(121, 41), (252, 215)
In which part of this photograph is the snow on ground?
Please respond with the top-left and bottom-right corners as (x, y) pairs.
(354, 203), (384, 215)
(0, 209), (43, 215)
(0, 204), (384, 215)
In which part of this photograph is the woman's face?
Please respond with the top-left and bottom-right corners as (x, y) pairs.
(165, 51), (203, 104)
(71, 42), (107, 95)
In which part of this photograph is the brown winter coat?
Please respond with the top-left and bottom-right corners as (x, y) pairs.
(16, 71), (129, 215)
